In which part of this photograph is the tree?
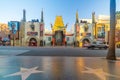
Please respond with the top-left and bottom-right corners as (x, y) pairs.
(106, 0), (116, 60)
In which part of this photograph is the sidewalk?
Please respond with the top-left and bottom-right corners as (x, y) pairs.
(0, 56), (120, 80)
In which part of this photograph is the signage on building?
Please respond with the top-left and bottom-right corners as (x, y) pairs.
(97, 38), (105, 41)
(40, 23), (44, 37)
(80, 20), (87, 23)
(27, 32), (38, 36)
(76, 24), (79, 33)
(81, 33), (91, 37)
(40, 24), (44, 31)
(40, 31), (43, 37)
(8, 21), (20, 34)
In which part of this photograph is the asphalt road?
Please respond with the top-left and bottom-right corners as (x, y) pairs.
(0, 46), (120, 57)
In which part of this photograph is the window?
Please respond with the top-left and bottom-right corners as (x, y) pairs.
(48, 37), (51, 41)
(67, 37), (69, 41)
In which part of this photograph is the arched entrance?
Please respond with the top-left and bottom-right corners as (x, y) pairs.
(82, 38), (91, 47)
(29, 38), (37, 46)
(54, 30), (64, 46)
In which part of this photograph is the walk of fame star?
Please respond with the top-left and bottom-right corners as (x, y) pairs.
(82, 66), (120, 80)
(4, 66), (43, 80)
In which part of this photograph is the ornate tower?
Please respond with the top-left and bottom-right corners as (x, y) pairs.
(41, 9), (44, 23)
(76, 10), (79, 23)
(92, 12), (95, 24)
(74, 11), (80, 47)
(23, 9), (26, 22)
(19, 9), (26, 46)
(40, 9), (44, 46)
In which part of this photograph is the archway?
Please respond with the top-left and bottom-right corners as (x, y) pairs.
(55, 30), (64, 46)
(82, 38), (91, 47)
(29, 38), (37, 46)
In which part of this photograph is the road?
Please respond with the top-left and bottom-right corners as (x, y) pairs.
(0, 46), (120, 80)
(0, 46), (120, 57)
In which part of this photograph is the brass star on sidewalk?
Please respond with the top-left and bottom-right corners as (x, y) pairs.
(4, 66), (43, 80)
(82, 66), (120, 80)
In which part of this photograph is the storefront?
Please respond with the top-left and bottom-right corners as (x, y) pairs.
(51, 16), (67, 46)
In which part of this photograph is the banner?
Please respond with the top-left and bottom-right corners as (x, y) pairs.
(8, 21), (20, 34)
(40, 23), (44, 31)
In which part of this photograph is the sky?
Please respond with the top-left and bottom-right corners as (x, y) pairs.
(0, 0), (120, 31)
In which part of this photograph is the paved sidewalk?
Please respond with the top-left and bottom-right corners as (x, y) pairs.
(0, 56), (120, 80)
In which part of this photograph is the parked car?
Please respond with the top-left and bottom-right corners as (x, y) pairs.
(87, 41), (108, 49)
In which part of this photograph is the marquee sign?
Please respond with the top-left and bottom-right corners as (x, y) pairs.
(27, 32), (38, 36)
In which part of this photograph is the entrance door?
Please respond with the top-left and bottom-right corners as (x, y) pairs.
(55, 31), (64, 46)
(29, 38), (37, 46)
(82, 39), (90, 47)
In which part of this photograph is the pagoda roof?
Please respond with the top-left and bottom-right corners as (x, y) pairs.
(53, 16), (65, 30)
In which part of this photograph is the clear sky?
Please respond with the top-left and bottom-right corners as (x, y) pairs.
(0, 0), (120, 30)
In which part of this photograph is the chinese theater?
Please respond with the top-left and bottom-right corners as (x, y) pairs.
(51, 16), (67, 46)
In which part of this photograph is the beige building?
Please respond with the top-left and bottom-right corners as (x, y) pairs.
(20, 21), (44, 47)
(19, 10), (44, 47)
(78, 13), (120, 47)
(79, 19), (93, 47)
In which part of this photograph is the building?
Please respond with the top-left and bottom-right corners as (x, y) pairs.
(82, 12), (120, 48)
(74, 11), (80, 47)
(19, 9), (44, 47)
(76, 13), (110, 47)
(96, 15), (110, 43)
(65, 31), (74, 46)
(51, 16), (67, 46)
(44, 29), (52, 46)
(78, 14), (110, 47)
(73, 11), (94, 47)
(79, 19), (93, 47)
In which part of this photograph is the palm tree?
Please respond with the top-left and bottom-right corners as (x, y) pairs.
(106, 0), (116, 60)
